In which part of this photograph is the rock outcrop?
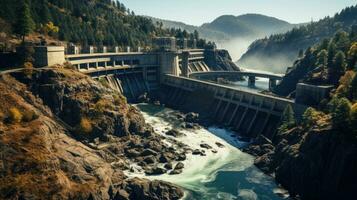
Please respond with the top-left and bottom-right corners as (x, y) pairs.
(0, 68), (184, 200)
(245, 124), (357, 199)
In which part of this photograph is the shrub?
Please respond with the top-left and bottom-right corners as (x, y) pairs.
(302, 107), (325, 128)
(98, 78), (110, 88)
(331, 97), (351, 130)
(23, 62), (34, 77)
(351, 103), (357, 134)
(22, 109), (39, 122)
(78, 117), (92, 134)
(278, 105), (296, 132)
(0, 111), (4, 122)
(113, 94), (126, 105)
(94, 98), (111, 113)
(63, 61), (75, 69)
(9, 107), (23, 123)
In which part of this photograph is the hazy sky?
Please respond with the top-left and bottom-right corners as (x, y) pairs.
(120, 0), (356, 26)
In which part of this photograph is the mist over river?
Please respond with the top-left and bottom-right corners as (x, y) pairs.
(127, 104), (287, 200)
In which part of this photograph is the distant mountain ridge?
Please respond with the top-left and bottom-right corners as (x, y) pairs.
(149, 14), (298, 60)
(150, 13), (296, 41)
(238, 5), (357, 73)
(201, 14), (295, 38)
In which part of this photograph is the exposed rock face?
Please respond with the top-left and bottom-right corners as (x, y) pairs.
(205, 49), (240, 71)
(124, 178), (184, 200)
(0, 68), (184, 200)
(245, 126), (357, 199)
(13, 68), (147, 140)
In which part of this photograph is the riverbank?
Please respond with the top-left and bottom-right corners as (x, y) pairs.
(127, 103), (288, 199)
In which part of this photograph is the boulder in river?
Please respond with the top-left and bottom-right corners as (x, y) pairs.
(174, 162), (184, 170)
(185, 112), (199, 123)
(200, 143), (212, 149)
(165, 129), (183, 137)
(145, 166), (167, 175)
(215, 142), (225, 148)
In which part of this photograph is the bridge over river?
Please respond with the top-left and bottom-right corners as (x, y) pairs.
(31, 42), (307, 141)
(189, 71), (284, 91)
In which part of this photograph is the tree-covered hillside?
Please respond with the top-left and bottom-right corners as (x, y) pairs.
(238, 5), (357, 73)
(274, 27), (357, 98)
(0, 0), (206, 49)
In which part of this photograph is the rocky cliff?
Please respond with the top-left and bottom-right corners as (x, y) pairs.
(244, 120), (357, 199)
(0, 67), (184, 200)
(205, 49), (240, 71)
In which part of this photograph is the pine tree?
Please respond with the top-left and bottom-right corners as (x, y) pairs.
(351, 74), (357, 100)
(282, 104), (295, 126)
(39, 0), (50, 23)
(14, 0), (35, 43)
(279, 104), (295, 132)
(331, 97), (351, 130)
(330, 51), (347, 84)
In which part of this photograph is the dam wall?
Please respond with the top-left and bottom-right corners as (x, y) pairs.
(161, 74), (306, 140)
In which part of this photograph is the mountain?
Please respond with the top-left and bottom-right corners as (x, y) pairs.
(150, 14), (297, 60)
(201, 14), (294, 38)
(238, 5), (357, 73)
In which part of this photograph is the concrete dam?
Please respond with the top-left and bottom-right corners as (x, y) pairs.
(34, 38), (307, 141)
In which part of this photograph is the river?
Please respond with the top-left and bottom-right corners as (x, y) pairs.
(127, 103), (287, 200)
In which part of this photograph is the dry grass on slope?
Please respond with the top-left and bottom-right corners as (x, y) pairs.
(0, 74), (106, 200)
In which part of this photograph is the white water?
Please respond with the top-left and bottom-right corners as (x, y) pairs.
(126, 104), (287, 200)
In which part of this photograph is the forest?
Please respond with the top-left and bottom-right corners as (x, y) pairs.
(0, 0), (210, 49)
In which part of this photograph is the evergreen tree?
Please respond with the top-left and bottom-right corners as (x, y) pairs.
(39, 0), (50, 23)
(298, 49), (304, 58)
(330, 51), (347, 84)
(316, 50), (328, 68)
(279, 104), (295, 132)
(282, 104), (295, 126)
(327, 42), (337, 69)
(351, 74), (357, 100)
(350, 103), (357, 135)
(331, 97), (351, 130)
(14, 0), (35, 43)
(348, 42), (357, 69)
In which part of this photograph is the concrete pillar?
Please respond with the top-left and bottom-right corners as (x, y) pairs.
(89, 46), (94, 54)
(68, 45), (79, 55)
(34, 46), (66, 67)
(182, 51), (190, 77)
(183, 39), (188, 49)
(126, 46), (131, 52)
(192, 39), (197, 49)
(95, 62), (99, 69)
(86, 63), (89, 70)
(138, 47), (142, 52)
(269, 79), (277, 91)
(159, 51), (179, 82)
(114, 46), (120, 53)
(99, 46), (107, 53)
(248, 76), (256, 87)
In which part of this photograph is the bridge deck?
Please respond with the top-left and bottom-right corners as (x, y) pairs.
(189, 71), (284, 80)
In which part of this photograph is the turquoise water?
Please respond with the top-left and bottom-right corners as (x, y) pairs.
(134, 104), (286, 200)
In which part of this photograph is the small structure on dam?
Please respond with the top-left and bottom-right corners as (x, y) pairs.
(33, 38), (307, 141)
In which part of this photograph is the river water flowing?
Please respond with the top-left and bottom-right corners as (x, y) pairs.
(127, 103), (287, 200)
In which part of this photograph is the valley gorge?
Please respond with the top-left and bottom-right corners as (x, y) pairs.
(0, 0), (357, 199)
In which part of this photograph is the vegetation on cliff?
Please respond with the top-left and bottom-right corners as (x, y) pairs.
(274, 27), (357, 96)
(238, 5), (357, 73)
(246, 28), (357, 198)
